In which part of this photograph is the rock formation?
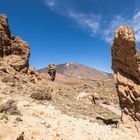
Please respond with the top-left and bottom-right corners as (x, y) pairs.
(112, 25), (140, 122)
(0, 14), (30, 72)
(76, 92), (99, 105)
(0, 14), (52, 99)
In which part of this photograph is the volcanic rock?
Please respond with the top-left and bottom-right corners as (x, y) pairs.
(112, 25), (140, 122)
(0, 14), (52, 100)
(0, 14), (30, 72)
(76, 92), (99, 104)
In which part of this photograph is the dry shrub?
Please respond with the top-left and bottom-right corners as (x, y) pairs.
(31, 90), (51, 100)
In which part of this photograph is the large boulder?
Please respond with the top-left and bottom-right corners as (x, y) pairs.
(0, 14), (30, 72)
(112, 25), (140, 122)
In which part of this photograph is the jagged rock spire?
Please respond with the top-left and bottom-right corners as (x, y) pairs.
(112, 25), (140, 121)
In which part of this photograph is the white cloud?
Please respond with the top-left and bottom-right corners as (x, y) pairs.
(45, 0), (140, 43)
(45, 0), (69, 16)
(45, 0), (57, 8)
(68, 12), (101, 35)
(104, 11), (140, 42)
(45, 0), (101, 36)
(132, 11), (140, 42)
(103, 16), (128, 42)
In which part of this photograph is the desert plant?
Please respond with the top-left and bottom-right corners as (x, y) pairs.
(31, 90), (51, 100)
(0, 100), (20, 115)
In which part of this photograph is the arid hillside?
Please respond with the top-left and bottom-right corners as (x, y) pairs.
(39, 62), (113, 81)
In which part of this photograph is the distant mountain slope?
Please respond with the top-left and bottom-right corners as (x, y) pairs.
(39, 62), (113, 80)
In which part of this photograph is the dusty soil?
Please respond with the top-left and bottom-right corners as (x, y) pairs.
(0, 79), (139, 140)
(50, 80), (119, 124)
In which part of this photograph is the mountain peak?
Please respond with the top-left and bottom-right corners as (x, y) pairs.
(39, 62), (113, 80)
(65, 62), (76, 66)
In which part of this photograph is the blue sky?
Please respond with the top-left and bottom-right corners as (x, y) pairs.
(0, 0), (140, 72)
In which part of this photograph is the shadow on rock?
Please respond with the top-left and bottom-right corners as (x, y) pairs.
(96, 116), (118, 126)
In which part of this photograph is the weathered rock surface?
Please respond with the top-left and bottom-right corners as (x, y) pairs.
(0, 14), (30, 72)
(76, 91), (99, 104)
(112, 25), (140, 122)
(0, 14), (52, 101)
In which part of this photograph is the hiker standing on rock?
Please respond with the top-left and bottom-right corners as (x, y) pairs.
(48, 64), (56, 81)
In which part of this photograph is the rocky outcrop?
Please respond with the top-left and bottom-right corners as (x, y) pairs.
(112, 25), (140, 121)
(76, 92), (99, 105)
(0, 14), (52, 100)
(0, 14), (30, 72)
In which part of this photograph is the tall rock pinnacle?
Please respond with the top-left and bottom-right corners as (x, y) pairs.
(112, 25), (140, 121)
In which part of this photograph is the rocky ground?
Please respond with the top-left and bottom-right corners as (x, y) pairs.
(0, 78), (140, 140)
(50, 79), (120, 123)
